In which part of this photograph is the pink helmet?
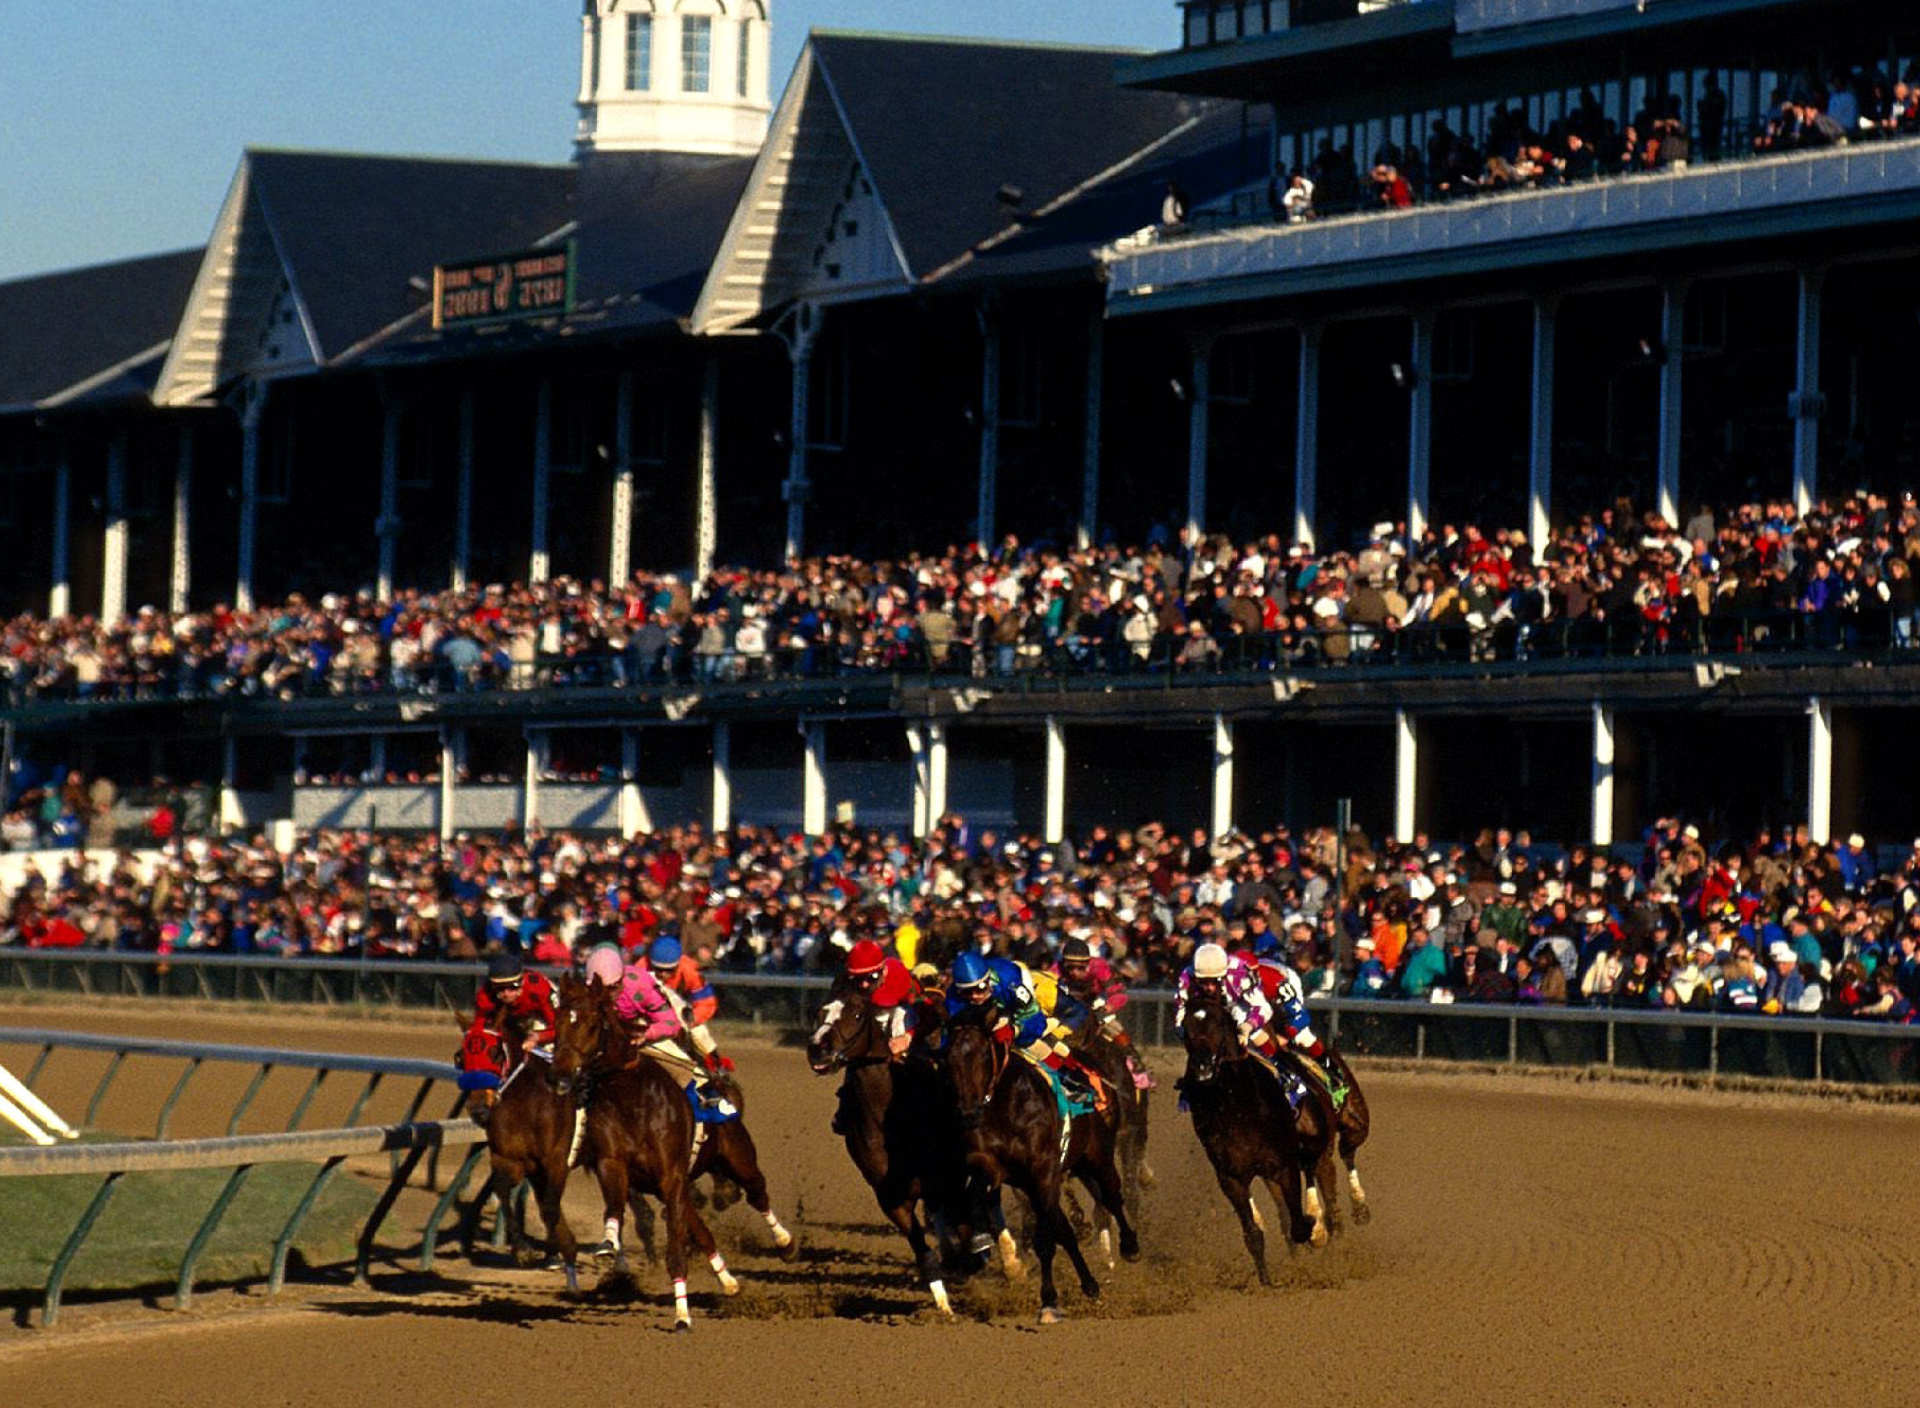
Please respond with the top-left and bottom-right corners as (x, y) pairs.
(584, 944), (626, 988)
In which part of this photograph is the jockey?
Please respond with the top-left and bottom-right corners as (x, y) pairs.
(1174, 942), (1284, 1064)
(1053, 938), (1132, 1047)
(468, 953), (557, 1056)
(646, 935), (730, 1072)
(844, 938), (922, 1058)
(947, 951), (1103, 1108)
(1246, 932), (1343, 1092)
(582, 943), (736, 1115)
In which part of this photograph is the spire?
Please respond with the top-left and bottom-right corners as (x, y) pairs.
(574, 0), (772, 160)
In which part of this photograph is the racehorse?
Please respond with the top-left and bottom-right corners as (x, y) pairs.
(1177, 997), (1337, 1286)
(1070, 1014), (1156, 1200)
(548, 975), (793, 1329)
(806, 984), (1005, 1317)
(1278, 1044), (1372, 1227)
(941, 1008), (1139, 1324)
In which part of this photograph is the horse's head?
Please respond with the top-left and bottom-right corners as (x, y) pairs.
(548, 975), (615, 1097)
(817, 983), (890, 1068)
(1180, 989), (1243, 1086)
(457, 1025), (509, 1125)
(943, 1008), (1006, 1130)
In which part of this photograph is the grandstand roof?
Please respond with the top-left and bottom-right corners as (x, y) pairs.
(0, 249), (202, 414)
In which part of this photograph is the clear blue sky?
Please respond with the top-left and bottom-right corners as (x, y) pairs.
(1, 1), (1169, 282)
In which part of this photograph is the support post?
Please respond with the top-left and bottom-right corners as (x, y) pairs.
(619, 729), (648, 839)
(524, 729), (547, 829)
(780, 306), (819, 561)
(977, 297), (1002, 550)
(610, 368), (635, 587)
(1407, 311), (1435, 543)
(1790, 267), (1826, 516)
(1044, 717), (1067, 846)
(530, 379), (552, 584)
(1529, 298), (1557, 563)
(711, 721), (732, 833)
(452, 386), (474, 592)
(49, 451), (70, 618)
(1808, 697), (1833, 846)
(907, 721), (950, 840)
(1211, 713), (1234, 841)
(1078, 303), (1103, 549)
(696, 354), (719, 582)
(101, 431), (128, 626)
(802, 720), (828, 836)
(377, 390), (401, 600)
(1393, 708), (1418, 843)
(438, 727), (460, 842)
(171, 424), (193, 613)
(1591, 702), (1615, 848)
(1656, 282), (1688, 528)
(1186, 333), (1214, 541)
(218, 737), (243, 835)
(1294, 324), (1321, 550)
(236, 382), (266, 612)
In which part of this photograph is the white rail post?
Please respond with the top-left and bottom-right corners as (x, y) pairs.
(1294, 324), (1321, 550)
(802, 721), (829, 836)
(1211, 713), (1235, 841)
(1393, 708), (1418, 843)
(711, 720), (732, 833)
(1591, 702), (1615, 847)
(1044, 717), (1067, 846)
(1808, 697), (1833, 846)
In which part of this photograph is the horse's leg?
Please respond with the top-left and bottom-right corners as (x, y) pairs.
(1040, 1157), (1101, 1305)
(878, 1183), (952, 1317)
(1030, 1187), (1062, 1324)
(1132, 1087), (1157, 1190)
(592, 1156), (633, 1273)
(492, 1165), (537, 1265)
(1338, 1077), (1372, 1225)
(713, 1124), (797, 1259)
(1312, 1145), (1341, 1239)
(1081, 1137), (1141, 1263)
(1265, 1157), (1314, 1249)
(657, 1166), (695, 1331)
(1217, 1168), (1270, 1286)
(533, 1162), (581, 1295)
(628, 1192), (658, 1263)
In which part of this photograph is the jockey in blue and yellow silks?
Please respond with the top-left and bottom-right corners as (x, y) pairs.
(947, 952), (1104, 1109)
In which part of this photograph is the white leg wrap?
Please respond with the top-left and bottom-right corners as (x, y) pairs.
(710, 1252), (739, 1295)
(1249, 1201), (1266, 1233)
(567, 1106), (587, 1168)
(930, 1279), (953, 1316)
(603, 1217), (621, 1246)
(764, 1209), (793, 1247)
(1098, 1227), (1114, 1269)
(1349, 1169), (1366, 1201)
(673, 1278), (691, 1324)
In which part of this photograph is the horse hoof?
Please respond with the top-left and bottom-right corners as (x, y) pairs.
(778, 1237), (801, 1263)
(1309, 1225), (1329, 1250)
(591, 1240), (618, 1260)
(1120, 1238), (1142, 1264)
(1352, 1203), (1373, 1226)
(564, 1266), (580, 1296)
(1080, 1280), (1102, 1302)
(671, 1319), (692, 1335)
(1038, 1306), (1063, 1326)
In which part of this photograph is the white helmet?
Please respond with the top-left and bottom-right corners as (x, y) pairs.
(583, 944), (625, 988)
(1192, 943), (1230, 980)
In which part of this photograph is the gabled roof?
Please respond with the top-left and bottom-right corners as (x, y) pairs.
(155, 149), (576, 402)
(693, 31), (1220, 332)
(0, 249), (202, 414)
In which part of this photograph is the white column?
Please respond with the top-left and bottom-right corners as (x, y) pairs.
(696, 354), (719, 582)
(1078, 303), (1103, 550)
(1591, 702), (1615, 847)
(1790, 267), (1826, 516)
(578, 7), (597, 104)
(1656, 282), (1687, 528)
(1186, 333), (1214, 541)
(1407, 311), (1435, 543)
(218, 737), (244, 835)
(618, 729), (649, 840)
(1807, 697), (1833, 845)
(711, 720), (732, 833)
(1044, 717), (1067, 846)
(1294, 324), (1321, 550)
(236, 382), (265, 612)
(524, 729), (547, 829)
(170, 424), (193, 613)
(908, 724), (930, 839)
(1210, 713), (1235, 841)
(928, 721), (949, 833)
(1529, 298), (1557, 564)
(367, 736), (389, 785)
(802, 720), (829, 836)
(977, 299), (1002, 549)
(1392, 708), (1418, 843)
(530, 379), (552, 584)
(101, 431), (128, 626)
(49, 452), (71, 618)
(452, 385), (474, 592)
(610, 369), (635, 587)
(376, 391), (401, 600)
(781, 307), (819, 561)
(438, 726), (460, 841)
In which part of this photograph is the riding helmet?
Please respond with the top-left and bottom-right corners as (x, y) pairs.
(951, 951), (991, 989)
(583, 944), (625, 987)
(486, 953), (525, 985)
(1061, 938), (1092, 964)
(648, 935), (683, 967)
(1192, 942), (1230, 980)
(846, 939), (886, 975)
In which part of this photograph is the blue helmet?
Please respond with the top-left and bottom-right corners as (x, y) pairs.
(649, 935), (683, 967)
(952, 952), (990, 990)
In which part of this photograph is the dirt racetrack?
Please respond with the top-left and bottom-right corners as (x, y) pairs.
(0, 1000), (1914, 1408)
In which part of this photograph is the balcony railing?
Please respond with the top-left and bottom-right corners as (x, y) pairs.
(1181, 0), (1435, 49)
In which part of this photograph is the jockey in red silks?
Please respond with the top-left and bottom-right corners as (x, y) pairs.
(842, 938), (922, 1058)
(465, 953), (557, 1059)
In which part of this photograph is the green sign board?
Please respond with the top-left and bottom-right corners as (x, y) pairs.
(432, 242), (576, 330)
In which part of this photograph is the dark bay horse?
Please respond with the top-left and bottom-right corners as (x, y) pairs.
(942, 1011), (1139, 1324)
(806, 985), (998, 1317)
(549, 976), (791, 1329)
(1178, 998), (1336, 1286)
(1071, 1015), (1156, 1202)
(1275, 1044), (1373, 1227)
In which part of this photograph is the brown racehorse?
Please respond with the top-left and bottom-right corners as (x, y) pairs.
(1178, 998), (1337, 1286)
(550, 975), (782, 1330)
(806, 984), (995, 1317)
(1274, 1044), (1372, 1228)
(1070, 1015), (1156, 1201)
(942, 1009), (1140, 1324)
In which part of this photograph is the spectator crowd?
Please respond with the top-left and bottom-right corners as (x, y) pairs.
(7, 489), (1920, 702)
(6, 811), (1920, 1027)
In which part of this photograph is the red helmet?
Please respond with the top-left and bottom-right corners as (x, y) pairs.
(846, 939), (886, 976)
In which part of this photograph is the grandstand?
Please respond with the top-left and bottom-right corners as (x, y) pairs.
(4, 0), (1920, 852)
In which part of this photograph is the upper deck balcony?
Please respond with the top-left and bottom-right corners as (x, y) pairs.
(1102, 134), (1920, 314)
